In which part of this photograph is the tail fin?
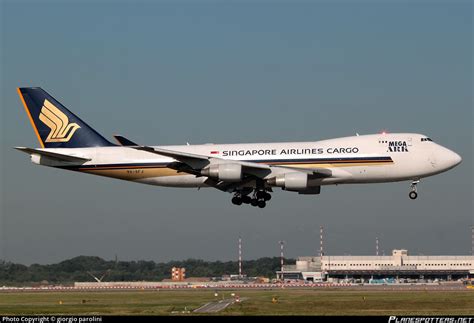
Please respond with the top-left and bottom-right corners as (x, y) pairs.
(17, 87), (114, 148)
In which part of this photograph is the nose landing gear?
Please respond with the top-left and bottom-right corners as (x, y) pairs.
(409, 180), (419, 200)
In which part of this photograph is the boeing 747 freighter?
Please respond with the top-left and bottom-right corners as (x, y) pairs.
(15, 88), (462, 208)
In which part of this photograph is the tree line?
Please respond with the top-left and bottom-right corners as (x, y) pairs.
(0, 256), (294, 285)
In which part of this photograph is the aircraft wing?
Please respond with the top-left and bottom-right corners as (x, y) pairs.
(133, 145), (272, 173)
(132, 143), (331, 178)
(277, 165), (332, 178)
(203, 177), (260, 192)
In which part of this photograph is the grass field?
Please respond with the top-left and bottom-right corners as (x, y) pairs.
(0, 289), (473, 315)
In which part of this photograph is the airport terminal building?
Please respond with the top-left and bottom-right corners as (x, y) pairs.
(277, 250), (474, 282)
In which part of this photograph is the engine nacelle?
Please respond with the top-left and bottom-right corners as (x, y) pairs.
(201, 163), (242, 182)
(267, 172), (309, 191)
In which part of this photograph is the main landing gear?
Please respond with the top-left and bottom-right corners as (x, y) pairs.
(409, 180), (420, 200)
(231, 189), (272, 208)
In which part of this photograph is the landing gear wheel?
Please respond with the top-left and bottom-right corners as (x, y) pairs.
(256, 191), (266, 200)
(231, 196), (242, 205)
(257, 200), (266, 208)
(256, 190), (271, 201)
(242, 195), (251, 204)
(409, 180), (420, 200)
(250, 199), (258, 207)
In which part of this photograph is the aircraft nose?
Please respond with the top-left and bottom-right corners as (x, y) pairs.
(434, 146), (462, 171)
(450, 151), (462, 167)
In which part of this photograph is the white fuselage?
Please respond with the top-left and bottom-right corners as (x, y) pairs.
(34, 133), (461, 190)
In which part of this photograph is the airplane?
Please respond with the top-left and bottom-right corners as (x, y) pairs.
(15, 87), (462, 208)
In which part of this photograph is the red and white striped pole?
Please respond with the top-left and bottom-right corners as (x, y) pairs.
(320, 225), (324, 259)
(471, 226), (474, 256)
(238, 236), (242, 277)
(279, 240), (285, 272)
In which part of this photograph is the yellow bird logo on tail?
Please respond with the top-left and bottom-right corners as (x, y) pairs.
(39, 99), (81, 143)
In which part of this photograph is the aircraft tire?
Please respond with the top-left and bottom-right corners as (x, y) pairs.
(256, 191), (266, 200)
(232, 196), (243, 205)
(409, 191), (418, 200)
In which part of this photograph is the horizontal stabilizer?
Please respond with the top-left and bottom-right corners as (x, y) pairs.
(15, 147), (91, 163)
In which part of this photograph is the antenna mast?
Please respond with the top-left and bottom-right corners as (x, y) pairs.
(238, 236), (242, 278)
(279, 240), (285, 272)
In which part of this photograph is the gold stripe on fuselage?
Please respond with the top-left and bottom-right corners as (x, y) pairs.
(80, 167), (182, 180)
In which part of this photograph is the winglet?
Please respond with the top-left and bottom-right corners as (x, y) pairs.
(112, 135), (138, 146)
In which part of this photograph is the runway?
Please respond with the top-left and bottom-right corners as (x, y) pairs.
(0, 282), (468, 293)
(193, 298), (240, 313)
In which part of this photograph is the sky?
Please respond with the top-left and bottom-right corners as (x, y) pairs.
(0, 0), (472, 265)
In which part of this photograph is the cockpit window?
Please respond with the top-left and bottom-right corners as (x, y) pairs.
(421, 138), (433, 142)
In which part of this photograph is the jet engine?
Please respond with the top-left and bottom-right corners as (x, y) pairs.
(267, 172), (310, 191)
(201, 163), (242, 182)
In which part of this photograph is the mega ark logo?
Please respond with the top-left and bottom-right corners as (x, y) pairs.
(388, 141), (409, 152)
